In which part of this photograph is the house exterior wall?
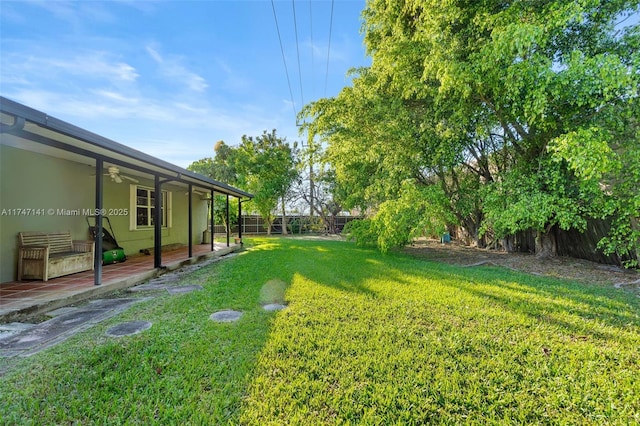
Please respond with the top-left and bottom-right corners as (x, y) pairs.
(0, 145), (94, 283)
(0, 144), (209, 283)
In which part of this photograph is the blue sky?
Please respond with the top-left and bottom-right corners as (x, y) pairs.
(0, 0), (370, 168)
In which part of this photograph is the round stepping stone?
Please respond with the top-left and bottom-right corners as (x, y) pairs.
(263, 303), (287, 312)
(106, 321), (152, 337)
(209, 310), (243, 323)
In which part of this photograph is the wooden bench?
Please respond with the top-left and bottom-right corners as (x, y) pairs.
(18, 231), (94, 281)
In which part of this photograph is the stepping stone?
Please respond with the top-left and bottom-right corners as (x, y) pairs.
(106, 321), (152, 337)
(210, 310), (243, 323)
(0, 323), (35, 341)
(46, 307), (79, 317)
(263, 303), (287, 312)
(166, 285), (203, 295)
(1, 299), (146, 357)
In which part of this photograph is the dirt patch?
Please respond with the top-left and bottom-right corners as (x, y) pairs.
(402, 240), (640, 292)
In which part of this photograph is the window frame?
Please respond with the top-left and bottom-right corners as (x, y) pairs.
(129, 184), (172, 230)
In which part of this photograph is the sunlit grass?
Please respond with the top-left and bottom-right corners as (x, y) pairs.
(1, 237), (638, 424)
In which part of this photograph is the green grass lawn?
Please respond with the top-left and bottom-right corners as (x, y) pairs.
(1, 237), (639, 424)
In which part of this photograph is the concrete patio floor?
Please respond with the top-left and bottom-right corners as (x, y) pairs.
(0, 243), (241, 322)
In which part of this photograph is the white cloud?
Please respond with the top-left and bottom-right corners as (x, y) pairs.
(31, 0), (81, 23)
(91, 89), (139, 104)
(146, 45), (163, 63)
(1, 49), (139, 84)
(146, 44), (208, 93)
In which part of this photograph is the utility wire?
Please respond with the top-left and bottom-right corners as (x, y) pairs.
(309, 0), (314, 99)
(271, 0), (298, 121)
(292, 0), (304, 109)
(324, 0), (335, 97)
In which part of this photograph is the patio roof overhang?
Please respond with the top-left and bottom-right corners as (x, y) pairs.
(0, 96), (253, 200)
(1, 96), (252, 285)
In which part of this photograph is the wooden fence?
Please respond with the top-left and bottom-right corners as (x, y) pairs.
(214, 215), (635, 267)
(212, 215), (359, 236)
(500, 219), (636, 266)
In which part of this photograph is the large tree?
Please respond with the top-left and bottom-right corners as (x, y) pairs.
(303, 0), (639, 263)
(188, 133), (299, 236)
(235, 130), (299, 235)
(288, 136), (352, 234)
(187, 141), (239, 231)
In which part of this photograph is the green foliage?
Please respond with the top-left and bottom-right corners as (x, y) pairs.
(302, 0), (640, 262)
(187, 132), (300, 233)
(345, 181), (456, 252)
(481, 157), (612, 240)
(211, 194), (238, 229)
(287, 218), (301, 234)
(235, 130), (299, 233)
(186, 156), (215, 177)
(343, 218), (378, 247)
(549, 109), (640, 265)
(549, 127), (619, 181)
(187, 140), (239, 184)
(187, 141), (240, 227)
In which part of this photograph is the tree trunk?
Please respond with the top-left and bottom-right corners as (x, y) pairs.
(631, 217), (640, 264)
(476, 233), (487, 249)
(502, 236), (514, 252)
(535, 227), (557, 257)
(461, 217), (484, 248)
(266, 219), (272, 236)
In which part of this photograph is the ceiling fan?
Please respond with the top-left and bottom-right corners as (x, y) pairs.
(105, 166), (139, 183)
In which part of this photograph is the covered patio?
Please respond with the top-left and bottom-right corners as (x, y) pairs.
(0, 97), (253, 292)
(0, 242), (241, 321)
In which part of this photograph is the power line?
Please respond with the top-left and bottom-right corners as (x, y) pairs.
(271, 0), (298, 121)
(292, 0), (304, 109)
(272, 0), (337, 122)
(309, 0), (314, 99)
(324, 0), (335, 97)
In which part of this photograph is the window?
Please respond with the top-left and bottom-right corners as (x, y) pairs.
(130, 185), (172, 230)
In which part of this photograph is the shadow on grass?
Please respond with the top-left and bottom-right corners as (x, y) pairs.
(265, 237), (640, 342)
(273, 239), (381, 299)
(431, 266), (640, 341)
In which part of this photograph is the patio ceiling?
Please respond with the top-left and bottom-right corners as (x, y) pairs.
(0, 96), (253, 199)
